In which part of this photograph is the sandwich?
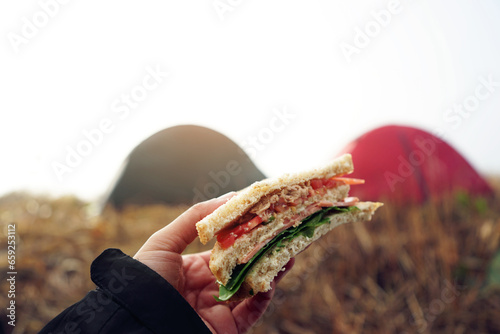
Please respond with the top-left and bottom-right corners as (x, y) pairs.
(196, 154), (382, 302)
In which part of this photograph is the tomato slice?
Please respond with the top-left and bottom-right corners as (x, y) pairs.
(331, 177), (365, 185)
(217, 216), (264, 249)
(217, 232), (237, 249)
(312, 177), (364, 190)
(322, 178), (337, 188)
(216, 177), (365, 249)
(310, 179), (323, 190)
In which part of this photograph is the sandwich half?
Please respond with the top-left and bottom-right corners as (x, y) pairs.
(196, 154), (382, 302)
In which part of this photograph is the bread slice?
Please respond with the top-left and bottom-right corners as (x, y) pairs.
(212, 201), (382, 301)
(196, 154), (354, 244)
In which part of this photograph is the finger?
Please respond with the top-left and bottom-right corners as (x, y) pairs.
(232, 288), (274, 333)
(182, 250), (211, 266)
(150, 192), (236, 254)
(231, 258), (295, 332)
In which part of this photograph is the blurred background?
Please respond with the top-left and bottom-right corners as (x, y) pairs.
(1, 0), (500, 333)
(1, 0), (500, 200)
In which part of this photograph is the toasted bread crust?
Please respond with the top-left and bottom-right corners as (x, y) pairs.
(196, 154), (354, 244)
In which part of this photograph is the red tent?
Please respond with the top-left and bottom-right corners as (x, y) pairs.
(338, 125), (494, 204)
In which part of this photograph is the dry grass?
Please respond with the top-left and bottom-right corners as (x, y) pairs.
(0, 181), (499, 333)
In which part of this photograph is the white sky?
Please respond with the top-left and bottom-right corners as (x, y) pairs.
(1, 0), (499, 201)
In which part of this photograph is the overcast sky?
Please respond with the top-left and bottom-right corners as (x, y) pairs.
(1, 0), (499, 201)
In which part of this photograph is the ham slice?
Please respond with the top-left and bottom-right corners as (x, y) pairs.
(238, 239), (272, 263)
(238, 199), (358, 264)
(225, 178), (362, 254)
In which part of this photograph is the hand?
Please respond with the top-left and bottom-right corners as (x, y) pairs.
(134, 192), (294, 333)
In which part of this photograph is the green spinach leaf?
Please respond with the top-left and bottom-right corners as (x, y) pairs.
(215, 205), (359, 301)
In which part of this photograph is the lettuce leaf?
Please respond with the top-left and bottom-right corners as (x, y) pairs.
(215, 205), (359, 301)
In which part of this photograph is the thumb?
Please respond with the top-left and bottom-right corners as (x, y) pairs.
(232, 258), (295, 332)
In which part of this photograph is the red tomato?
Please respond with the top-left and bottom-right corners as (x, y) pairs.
(323, 178), (338, 188)
(217, 216), (263, 249)
(242, 216), (263, 231)
(310, 179), (323, 190)
(332, 177), (365, 185)
(217, 232), (237, 249)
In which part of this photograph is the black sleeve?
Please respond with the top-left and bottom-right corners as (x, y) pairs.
(39, 248), (212, 334)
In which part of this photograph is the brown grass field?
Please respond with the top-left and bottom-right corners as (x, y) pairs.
(1, 179), (500, 333)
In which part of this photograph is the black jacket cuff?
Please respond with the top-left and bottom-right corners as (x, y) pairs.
(90, 248), (211, 333)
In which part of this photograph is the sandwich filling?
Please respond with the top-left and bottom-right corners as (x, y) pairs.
(216, 204), (359, 301)
(216, 177), (363, 254)
(213, 176), (364, 301)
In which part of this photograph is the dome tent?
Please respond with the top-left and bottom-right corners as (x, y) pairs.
(338, 125), (494, 204)
(104, 125), (266, 208)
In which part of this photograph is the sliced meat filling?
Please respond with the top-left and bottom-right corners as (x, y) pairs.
(238, 197), (359, 263)
(216, 177), (361, 252)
